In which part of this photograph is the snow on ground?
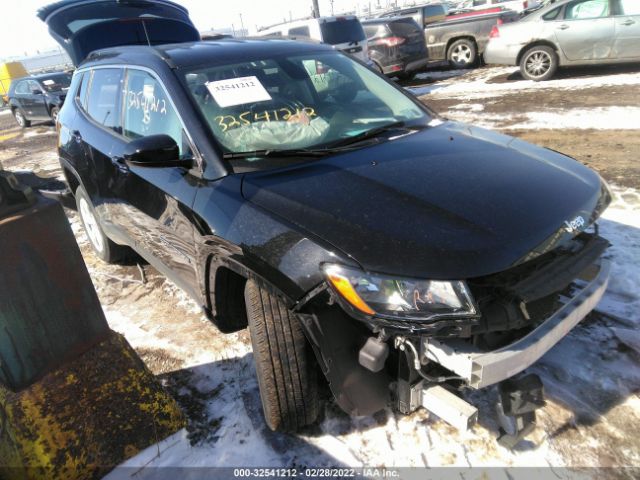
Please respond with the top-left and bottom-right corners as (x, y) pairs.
(407, 66), (640, 100)
(101, 185), (640, 477)
(442, 106), (640, 131)
(0, 109), (10, 116)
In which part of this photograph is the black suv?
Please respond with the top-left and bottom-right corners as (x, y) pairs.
(7, 72), (71, 128)
(43, 0), (612, 437)
(362, 17), (428, 79)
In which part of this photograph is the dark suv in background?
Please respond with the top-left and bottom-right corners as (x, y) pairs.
(7, 72), (71, 127)
(362, 17), (428, 79)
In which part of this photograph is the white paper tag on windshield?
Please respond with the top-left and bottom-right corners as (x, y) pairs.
(42, 80), (55, 85)
(206, 76), (272, 108)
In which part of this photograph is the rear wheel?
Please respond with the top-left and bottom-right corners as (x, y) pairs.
(519, 45), (558, 81)
(245, 280), (319, 431)
(447, 39), (477, 69)
(13, 109), (30, 128)
(75, 186), (131, 263)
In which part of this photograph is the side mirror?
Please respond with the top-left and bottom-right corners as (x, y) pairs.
(31, 89), (43, 95)
(123, 134), (192, 168)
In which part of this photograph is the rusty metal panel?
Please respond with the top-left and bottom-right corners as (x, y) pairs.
(0, 332), (185, 480)
(0, 194), (110, 391)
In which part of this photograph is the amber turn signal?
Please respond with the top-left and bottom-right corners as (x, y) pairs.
(325, 269), (376, 316)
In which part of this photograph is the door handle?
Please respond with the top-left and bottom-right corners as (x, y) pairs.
(621, 19), (636, 26)
(557, 24), (570, 30)
(110, 156), (129, 173)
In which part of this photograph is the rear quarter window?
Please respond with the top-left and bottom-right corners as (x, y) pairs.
(542, 7), (562, 20)
(85, 68), (123, 133)
(388, 19), (422, 36)
(320, 19), (366, 44)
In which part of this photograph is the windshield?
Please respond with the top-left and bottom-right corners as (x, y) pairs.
(320, 19), (366, 44)
(184, 50), (429, 156)
(39, 73), (72, 92)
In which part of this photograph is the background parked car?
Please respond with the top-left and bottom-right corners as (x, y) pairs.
(380, 2), (519, 68)
(7, 72), (71, 127)
(484, 0), (640, 81)
(256, 16), (369, 63)
(362, 17), (429, 78)
(454, 0), (540, 13)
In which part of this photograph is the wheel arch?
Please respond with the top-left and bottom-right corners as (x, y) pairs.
(517, 40), (559, 66)
(446, 36), (478, 56)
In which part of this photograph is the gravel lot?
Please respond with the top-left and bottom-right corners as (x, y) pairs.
(1, 63), (639, 475)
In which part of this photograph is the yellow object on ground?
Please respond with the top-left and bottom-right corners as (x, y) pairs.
(0, 132), (19, 143)
(0, 331), (185, 480)
(0, 62), (28, 100)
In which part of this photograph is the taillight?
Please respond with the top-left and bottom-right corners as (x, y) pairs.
(489, 26), (500, 39)
(497, 18), (504, 25)
(372, 36), (406, 47)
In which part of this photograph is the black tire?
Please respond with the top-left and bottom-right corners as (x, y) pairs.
(519, 45), (558, 82)
(13, 109), (30, 128)
(447, 39), (477, 69)
(75, 186), (131, 263)
(245, 280), (319, 431)
(50, 106), (60, 124)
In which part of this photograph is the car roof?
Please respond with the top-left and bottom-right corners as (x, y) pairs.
(80, 38), (333, 70)
(362, 16), (415, 24)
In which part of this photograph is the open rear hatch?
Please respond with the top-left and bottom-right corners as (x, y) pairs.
(37, 0), (200, 66)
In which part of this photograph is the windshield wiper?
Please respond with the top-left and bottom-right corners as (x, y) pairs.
(222, 122), (427, 160)
(222, 146), (364, 160)
(328, 121), (425, 148)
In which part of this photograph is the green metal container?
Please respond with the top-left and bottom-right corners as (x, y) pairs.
(0, 174), (109, 391)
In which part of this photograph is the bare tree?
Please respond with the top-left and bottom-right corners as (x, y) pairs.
(312, 0), (320, 17)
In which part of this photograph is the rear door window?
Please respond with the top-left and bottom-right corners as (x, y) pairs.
(86, 68), (123, 133)
(123, 69), (192, 158)
(320, 19), (366, 44)
(565, 0), (610, 19)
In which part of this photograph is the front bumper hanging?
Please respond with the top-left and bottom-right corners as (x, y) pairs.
(422, 258), (611, 389)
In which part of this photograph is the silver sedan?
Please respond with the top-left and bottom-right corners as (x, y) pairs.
(484, 0), (640, 80)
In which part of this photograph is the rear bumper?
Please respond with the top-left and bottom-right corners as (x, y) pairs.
(423, 257), (611, 389)
(382, 56), (429, 75)
(483, 40), (520, 66)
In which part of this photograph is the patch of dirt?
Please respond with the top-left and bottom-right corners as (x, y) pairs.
(510, 129), (640, 189)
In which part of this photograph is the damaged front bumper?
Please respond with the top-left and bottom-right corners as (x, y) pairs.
(422, 257), (611, 389)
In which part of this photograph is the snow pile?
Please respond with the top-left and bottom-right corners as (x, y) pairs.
(408, 66), (640, 100)
(443, 106), (640, 130)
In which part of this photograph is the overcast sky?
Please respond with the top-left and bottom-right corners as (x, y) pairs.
(0, 0), (400, 60)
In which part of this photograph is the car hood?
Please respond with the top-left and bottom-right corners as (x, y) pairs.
(241, 121), (609, 280)
(38, 0), (200, 66)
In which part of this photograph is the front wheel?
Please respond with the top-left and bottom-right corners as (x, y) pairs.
(519, 45), (558, 81)
(245, 280), (319, 431)
(447, 39), (477, 69)
(50, 106), (60, 124)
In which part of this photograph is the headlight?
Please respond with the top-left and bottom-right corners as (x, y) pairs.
(322, 264), (477, 322)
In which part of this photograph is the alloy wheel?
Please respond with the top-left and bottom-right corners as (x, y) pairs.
(451, 44), (472, 65)
(524, 50), (552, 79)
(15, 111), (25, 127)
(79, 197), (105, 254)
